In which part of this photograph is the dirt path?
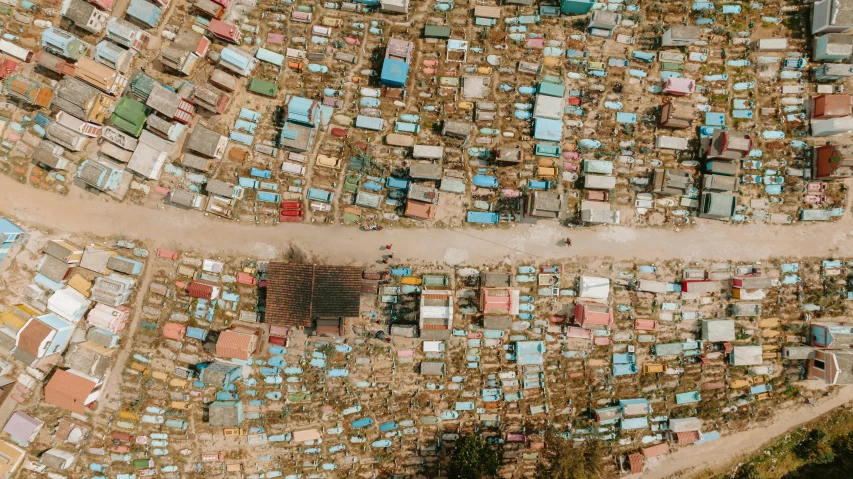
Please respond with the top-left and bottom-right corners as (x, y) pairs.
(642, 386), (853, 479)
(2, 175), (852, 266)
(95, 254), (156, 415)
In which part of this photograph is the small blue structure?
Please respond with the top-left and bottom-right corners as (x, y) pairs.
(616, 112), (637, 124)
(77, 160), (125, 193)
(220, 47), (257, 76)
(235, 119), (258, 134)
(537, 81), (565, 97)
(467, 211), (499, 224)
(126, 0), (163, 28)
(257, 192), (281, 204)
(255, 48), (285, 66)
(675, 391), (702, 405)
(394, 121), (419, 133)
(42, 27), (89, 60)
(695, 431), (721, 444)
(355, 115), (384, 131)
(0, 218), (26, 263)
(34, 273), (64, 291)
(381, 58), (409, 87)
(230, 130), (254, 145)
(621, 417), (649, 430)
(239, 108), (262, 122)
(515, 341), (544, 365)
(283, 95), (320, 127)
(307, 188), (334, 203)
(186, 326), (209, 340)
(613, 353), (638, 376)
(705, 112), (726, 126)
(560, 0), (594, 14)
(199, 360), (243, 387)
(108, 255), (144, 275)
(632, 50), (656, 63)
(386, 177), (409, 189)
(533, 118), (563, 142)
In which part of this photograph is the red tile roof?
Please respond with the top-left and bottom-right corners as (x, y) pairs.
(422, 324), (448, 330)
(642, 443), (670, 459)
(187, 281), (215, 299)
(676, 430), (701, 446)
(18, 319), (53, 357)
(628, 453), (644, 474)
(575, 302), (613, 328)
(162, 323), (187, 340)
(216, 330), (255, 360)
(265, 263), (362, 327)
(45, 369), (97, 415)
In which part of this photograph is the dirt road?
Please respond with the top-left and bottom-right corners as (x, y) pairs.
(2, 175), (852, 266)
(6, 174), (853, 477)
(642, 386), (853, 479)
(94, 256), (156, 416)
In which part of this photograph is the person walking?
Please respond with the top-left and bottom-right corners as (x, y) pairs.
(386, 244), (393, 250)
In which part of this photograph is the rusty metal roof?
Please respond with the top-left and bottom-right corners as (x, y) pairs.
(265, 263), (361, 328)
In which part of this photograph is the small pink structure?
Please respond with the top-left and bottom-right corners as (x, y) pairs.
(634, 319), (659, 331)
(662, 77), (695, 96)
(480, 288), (520, 315)
(87, 304), (131, 333)
(163, 323), (187, 340)
(574, 302), (614, 330)
(642, 443), (670, 459)
(156, 248), (179, 260)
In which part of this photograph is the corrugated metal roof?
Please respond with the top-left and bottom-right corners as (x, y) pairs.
(265, 264), (362, 327)
(255, 48), (284, 66)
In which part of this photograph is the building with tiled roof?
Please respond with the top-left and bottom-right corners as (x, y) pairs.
(675, 430), (701, 446)
(44, 369), (100, 415)
(12, 314), (74, 366)
(628, 452), (644, 474)
(187, 280), (221, 299)
(265, 263), (362, 328)
(215, 327), (259, 361)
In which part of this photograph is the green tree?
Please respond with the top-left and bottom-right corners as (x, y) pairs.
(536, 433), (602, 479)
(796, 430), (836, 465)
(831, 432), (853, 470)
(734, 463), (763, 479)
(447, 435), (500, 479)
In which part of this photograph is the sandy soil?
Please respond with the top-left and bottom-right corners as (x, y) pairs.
(643, 386), (853, 479)
(94, 256), (156, 415)
(3, 175), (853, 268)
